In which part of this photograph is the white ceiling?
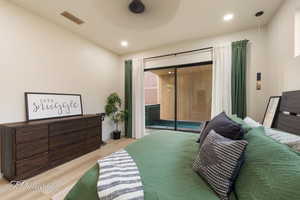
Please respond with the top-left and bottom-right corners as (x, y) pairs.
(10, 0), (283, 55)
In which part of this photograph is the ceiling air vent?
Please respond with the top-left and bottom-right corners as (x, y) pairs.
(61, 11), (84, 25)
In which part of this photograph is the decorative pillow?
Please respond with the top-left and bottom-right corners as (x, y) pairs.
(193, 130), (248, 200)
(198, 112), (245, 147)
(196, 121), (208, 143)
(235, 127), (300, 200)
(264, 127), (300, 152)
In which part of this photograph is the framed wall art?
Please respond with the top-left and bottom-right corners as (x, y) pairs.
(262, 96), (281, 128)
(25, 92), (83, 121)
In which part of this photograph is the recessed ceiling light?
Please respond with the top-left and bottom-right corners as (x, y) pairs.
(121, 40), (128, 47)
(223, 13), (234, 21)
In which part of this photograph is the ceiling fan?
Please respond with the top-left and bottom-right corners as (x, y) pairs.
(129, 0), (145, 14)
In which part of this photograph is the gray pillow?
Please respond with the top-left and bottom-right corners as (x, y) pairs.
(198, 112), (245, 147)
(196, 121), (208, 143)
(193, 130), (248, 200)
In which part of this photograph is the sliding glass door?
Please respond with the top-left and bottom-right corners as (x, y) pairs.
(144, 63), (212, 132)
(176, 65), (212, 131)
(144, 68), (175, 130)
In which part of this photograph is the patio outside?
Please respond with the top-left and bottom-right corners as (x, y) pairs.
(144, 65), (212, 132)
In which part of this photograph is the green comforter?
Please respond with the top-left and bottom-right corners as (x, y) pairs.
(65, 131), (219, 200)
(65, 127), (300, 200)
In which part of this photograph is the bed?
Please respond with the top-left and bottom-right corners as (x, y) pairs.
(265, 90), (300, 151)
(65, 91), (300, 200)
(273, 90), (300, 135)
(65, 131), (221, 200)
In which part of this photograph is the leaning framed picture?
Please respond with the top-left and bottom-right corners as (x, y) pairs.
(25, 92), (83, 121)
(262, 96), (281, 128)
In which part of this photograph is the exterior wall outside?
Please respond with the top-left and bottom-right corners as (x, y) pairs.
(177, 65), (212, 122)
(159, 73), (175, 120)
(144, 71), (159, 105)
(144, 65), (212, 122)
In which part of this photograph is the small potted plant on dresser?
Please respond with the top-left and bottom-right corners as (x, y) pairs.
(105, 93), (127, 140)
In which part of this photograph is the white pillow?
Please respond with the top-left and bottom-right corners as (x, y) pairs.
(264, 127), (300, 151)
(244, 117), (300, 152)
(243, 117), (261, 128)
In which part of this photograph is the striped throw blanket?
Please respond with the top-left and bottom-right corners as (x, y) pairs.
(97, 150), (144, 200)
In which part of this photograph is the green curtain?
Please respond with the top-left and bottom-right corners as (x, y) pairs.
(232, 40), (249, 119)
(125, 60), (133, 138)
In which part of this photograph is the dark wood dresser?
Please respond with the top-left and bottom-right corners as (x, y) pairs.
(0, 114), (102, 181)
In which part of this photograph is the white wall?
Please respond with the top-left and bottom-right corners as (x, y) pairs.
(267, 0), (300, 95)
(295, 9), (300, 57)
(0, 1), (123, 141)
(123, 28), (269, 122)
(3, 0), (299, 140)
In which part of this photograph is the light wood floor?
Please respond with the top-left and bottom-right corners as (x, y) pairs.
(0, 138), (135, 200)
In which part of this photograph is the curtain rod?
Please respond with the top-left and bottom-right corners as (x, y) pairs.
(144, 47), (213, 60)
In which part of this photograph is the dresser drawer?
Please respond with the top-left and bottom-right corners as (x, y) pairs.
(16, 152), (48, 179)
(86, 127), (100, 138)
(0, 114), (103, 181)
(86, 136), (101, 152)
(49, 141), (85, 162)
(49, 130), (86, 149)
(16, 125), (48, 144)
(86, 117), (101, 128)
(50, 152), (83, 168)
(49, 119), (85, 136)
(16, 138), (48, 160)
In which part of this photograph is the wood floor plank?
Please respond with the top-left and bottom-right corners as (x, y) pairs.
(0, 138), (135, 200)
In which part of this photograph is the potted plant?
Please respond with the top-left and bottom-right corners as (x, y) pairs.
(105, 93), (127, 140)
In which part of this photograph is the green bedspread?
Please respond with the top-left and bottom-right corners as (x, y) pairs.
(66, 121), (300, 200)
(65, 131), (219, 200)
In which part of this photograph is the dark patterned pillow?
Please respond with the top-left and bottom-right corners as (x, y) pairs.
(196, 121), (208, 143)
(198, 112), (245, 148)
(193, 130), (248, 200)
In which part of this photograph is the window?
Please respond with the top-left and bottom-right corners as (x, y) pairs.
(295, 8), (300, 57)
